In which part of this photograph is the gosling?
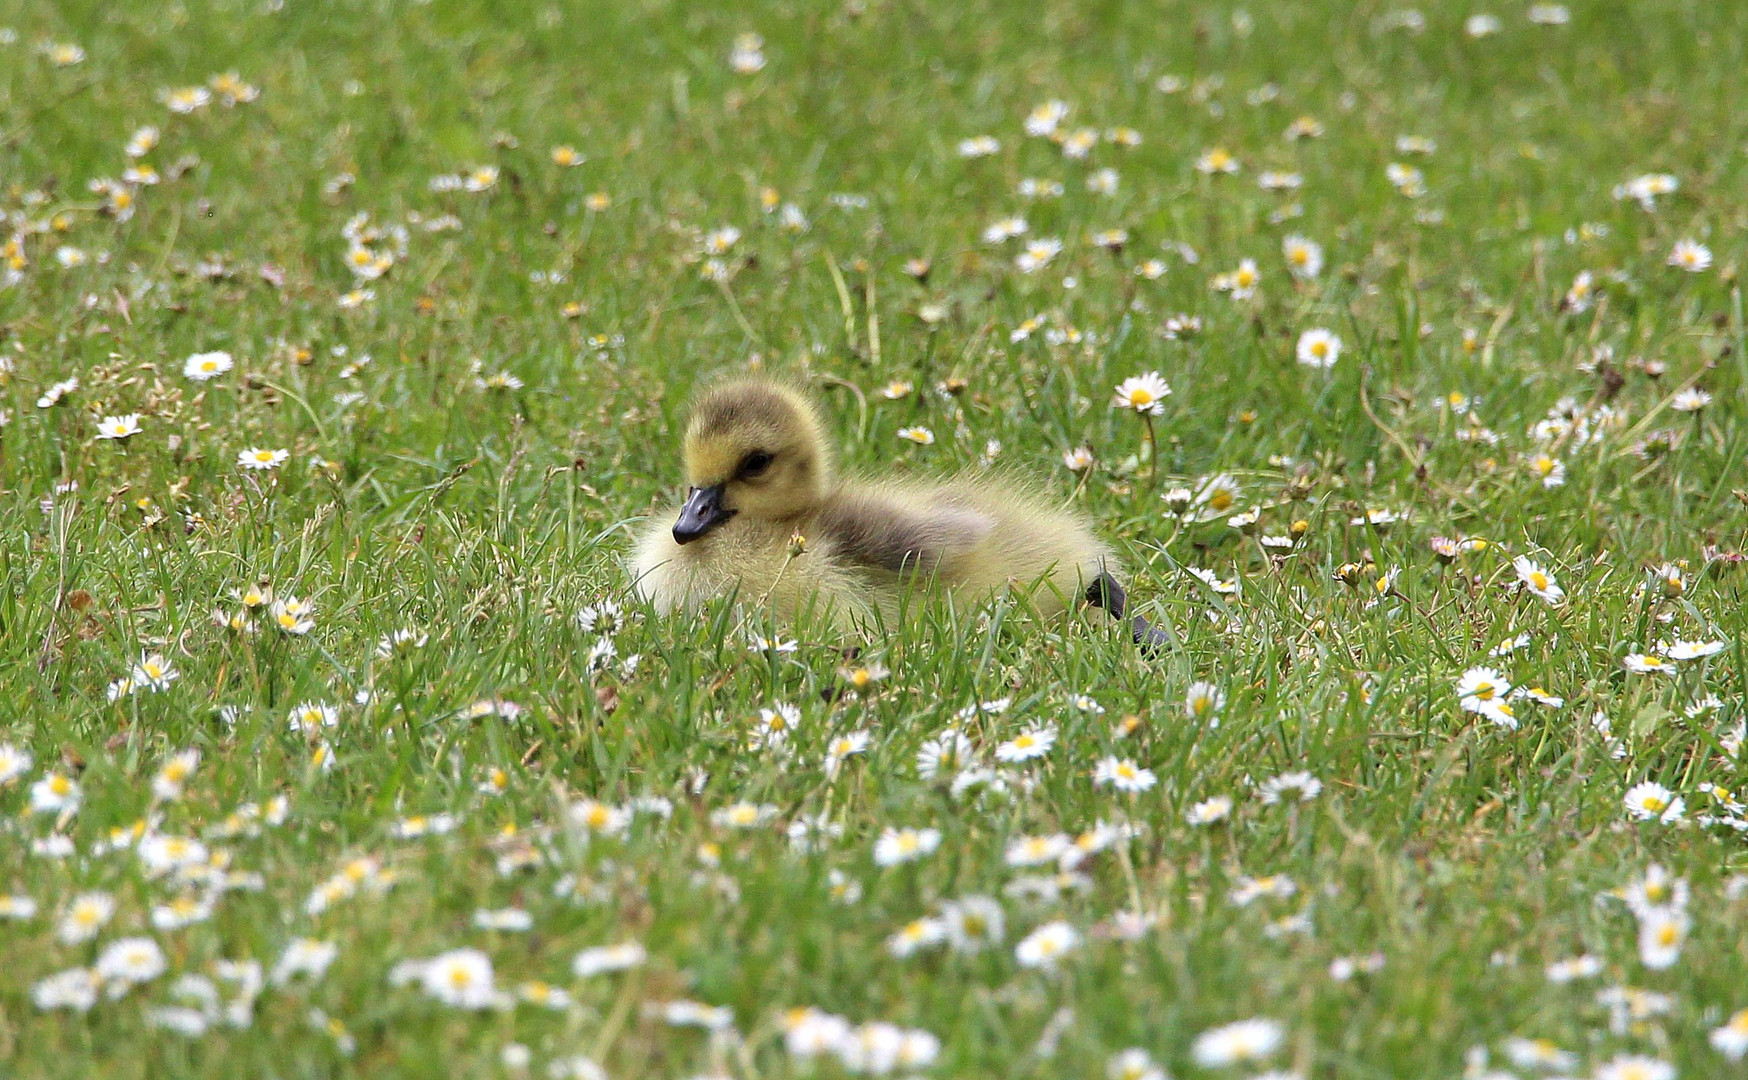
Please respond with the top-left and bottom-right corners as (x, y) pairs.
(631, 379), (1166, 649)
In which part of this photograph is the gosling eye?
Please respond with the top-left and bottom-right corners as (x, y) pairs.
(738, 450), (775, 479)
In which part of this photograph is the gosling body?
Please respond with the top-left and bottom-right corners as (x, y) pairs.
(631, 380), (1161, 645)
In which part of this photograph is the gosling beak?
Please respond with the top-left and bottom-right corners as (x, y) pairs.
(673, 484), (734, 544)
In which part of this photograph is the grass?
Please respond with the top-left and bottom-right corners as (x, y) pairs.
(1, 0), (1745, 1076)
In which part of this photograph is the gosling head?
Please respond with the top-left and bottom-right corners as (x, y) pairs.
(672, 379), (833, 545)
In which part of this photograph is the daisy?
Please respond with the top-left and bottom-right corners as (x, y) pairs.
(572, 942), (646, 977)
(1474, 697), (1520, 730)
(1086, 168), (1119, 195)
(1195, 148), (1239, 174)
(1090, 228), (1126, 250)
(1005, 834), (1071, 867)
(940, 896), (1005, 951)
(1163, 313), (1203, 337)
(746, 632), (798, 654)
(36, 378), (79, 408)
(1295, 328), (1341, 369)
(1660, 638), (1726, 660)
(1282, 235), (1323, 279)
(1622, 652), (1672, 674)
(0, 744), (28, 784)
(1564, 270), (1596, 312)
(132, 653), (178, 691)
(287, 702), (338, 734)
(238, 447), (290, 471)
(824, 731), (871, 776)
(1513, 556), (1564, 604)
(729, 32), (765, 73)
(1014, 920), (1079, 969)
(270, 596), (315, 635)
(473, 908), (534, 932)
(1514, 686), (1565, 708)
(57, 892), (116, 944)
(1060, 128), (1098, 158)
(1185, 681), (1225, 723)
(1671, 387), (1712, 413)
(1527, 453), (1565, 487)
(152, 748), (199, 800)
(417, 949), (499, 1009)
(1186, 795), (1234, 825)
(1258, 772), (1322, 804)
(1186, 566), (1240, 594)
(702, 226), (741, 255)
(1545, 954), (1603, 983)
(272, 939), (340, 985)
(1456, 667), (1512, 713)
(95, 936), (168, 989)
(1667, 241), (1711, 272)
(163, 86), (212, 113)
(95, 414), (142, 441)
(1107, 1049), (1167, 1080)
(1501, 1038), (1577, 1072)
(896, 426), (935, 446)
(1591, 1055), (1674, 1080)
(29, 772), (81, 815)
(1711, 1009), (1748, 1061)
(1623, 781), (1685, 823)
(1637, 907), (1689, 969)
(1386, 162), (1426, 197)
(477, 371), (523, 392)
(1191, 1018), (1285, 1067)
(32, 968), (101, 1012)
(916, 731), (973, 779)
(709, 802), (778, 829)
(886, 917), (947, 958)
(1015, 237), (1062, 273)
(183, 350), (234, 380)
(1024, 100), (1069, 137)
(1615, 172), (1678, 208)
(1225, 258), (1261, 299)
(873, 826), (941, 867)
(1193, 474), (1242, 516)
(1621, 864), (1687, 912)
(1063, 446), (1095, 472)
(837, 663), (889, 692)
(995, 726), (1057, 763)
(1465, 13), (1502, 36)
(746, 703), (799, 752)
(957, 135), (1000, 158)
(1111, 372), (1171, 415)
(1093, 757), (1156, 793)
(569, 799), (631, 837)
(982, 216), (1028, 244)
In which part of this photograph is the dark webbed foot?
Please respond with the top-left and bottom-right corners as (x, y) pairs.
(1086, 572), (1168, 655)
(1130, 615), (1170, 655)
(1085, 572), (1127, 618)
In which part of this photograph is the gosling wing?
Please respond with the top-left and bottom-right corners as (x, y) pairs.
(817, 491), (994, 576)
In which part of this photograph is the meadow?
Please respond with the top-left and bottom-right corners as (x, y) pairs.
(1, 0), (1746, 1076)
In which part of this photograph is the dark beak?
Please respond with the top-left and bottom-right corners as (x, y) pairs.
(673, 484), (734, 544)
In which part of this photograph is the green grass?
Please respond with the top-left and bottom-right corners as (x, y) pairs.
(1, 0), (1745, 1076)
